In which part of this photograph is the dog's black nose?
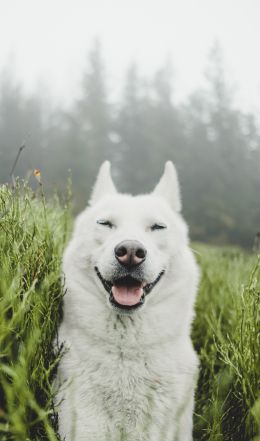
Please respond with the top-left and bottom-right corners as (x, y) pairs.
(114, 240), (147, 267)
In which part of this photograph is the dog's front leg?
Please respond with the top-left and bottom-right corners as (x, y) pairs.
(175, 393), (195, 441)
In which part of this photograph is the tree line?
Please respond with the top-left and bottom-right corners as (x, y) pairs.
(0, 41), (259, 247)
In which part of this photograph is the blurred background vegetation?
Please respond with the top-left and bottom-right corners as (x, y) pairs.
(0, 40), (260, 248)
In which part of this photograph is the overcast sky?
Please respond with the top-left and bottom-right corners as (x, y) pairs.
(0, 0), (260, 112)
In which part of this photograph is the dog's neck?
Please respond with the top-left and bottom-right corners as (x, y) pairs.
(62, 278), (190, 359)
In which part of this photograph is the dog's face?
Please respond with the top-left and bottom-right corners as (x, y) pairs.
(67, 161), (189, 314)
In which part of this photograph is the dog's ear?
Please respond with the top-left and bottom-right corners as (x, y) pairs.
(90, 161), (117, 205)
(153, 161), (181, 212)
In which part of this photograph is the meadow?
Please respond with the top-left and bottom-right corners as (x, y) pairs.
(0, 183), (259, 440)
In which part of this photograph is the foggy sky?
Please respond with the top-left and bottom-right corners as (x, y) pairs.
(0, 0), (260, 111)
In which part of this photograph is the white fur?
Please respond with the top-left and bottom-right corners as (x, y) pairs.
(56, 161), (200, 441)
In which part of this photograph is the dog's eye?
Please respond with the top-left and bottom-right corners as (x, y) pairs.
(96, 219), (113, 228)
(150, 223), (167, 231)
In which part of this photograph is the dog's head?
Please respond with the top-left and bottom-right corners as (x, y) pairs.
(66, 161), (190, 315)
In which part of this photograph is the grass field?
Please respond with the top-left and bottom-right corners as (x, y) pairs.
(0, 183), (259, 441)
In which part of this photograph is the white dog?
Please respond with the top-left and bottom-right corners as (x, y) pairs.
(56, 161), (199, 441)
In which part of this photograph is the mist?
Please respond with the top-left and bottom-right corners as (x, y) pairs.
(0, 39), (259, 247)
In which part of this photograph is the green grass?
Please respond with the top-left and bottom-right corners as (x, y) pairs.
(193, 245), (260, 441)
(0, 182), (71, 440)
(0, 183), (259, 440)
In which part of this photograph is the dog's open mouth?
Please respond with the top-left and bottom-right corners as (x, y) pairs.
(111, 275), (145, 309)
(95, 267), (164, 312)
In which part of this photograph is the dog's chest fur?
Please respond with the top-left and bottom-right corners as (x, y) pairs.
(58, 304), (197, 438)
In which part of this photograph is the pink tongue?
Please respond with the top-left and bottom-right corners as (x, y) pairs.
(112, 285), (143, 306)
